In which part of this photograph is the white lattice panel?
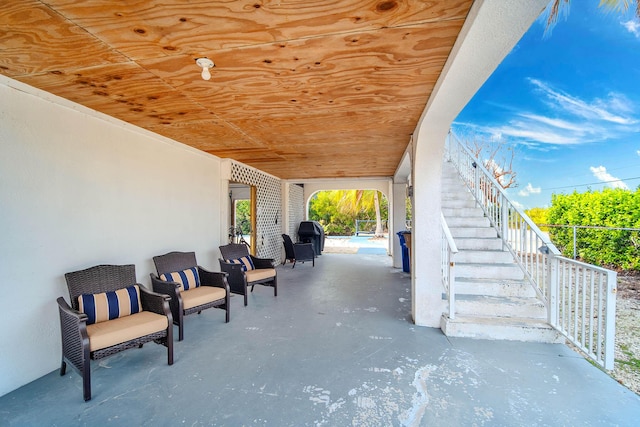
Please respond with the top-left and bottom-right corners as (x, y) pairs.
(231, 162), (282, 261)
(288, 184), (305, 238)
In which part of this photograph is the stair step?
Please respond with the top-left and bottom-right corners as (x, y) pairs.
(455, 238), (503, 251)
(456, 262), (525, 280)
(450, 227), (497, 239)
(442, 182), (466, 189)
(441, 199), (477, 209)
(446, 216), (490, 228)
(441, 189), (472, 199)
(454, 250), (514, 264)
(440, 314), (564, 343)
(453, 294), (546, 318)
(453, 277), (536, 298)
(442, 207), (484, 217)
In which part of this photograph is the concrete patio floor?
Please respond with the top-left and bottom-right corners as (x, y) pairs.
(1, 252), (639, 426)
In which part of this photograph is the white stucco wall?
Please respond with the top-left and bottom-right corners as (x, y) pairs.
(0, 76), (225, 397)
(409, 0), (549, 326)
(285, 182), (305, 237)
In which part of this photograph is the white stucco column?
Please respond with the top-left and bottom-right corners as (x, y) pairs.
(411, 130), (446, 327)
(409, 0), (549, 327)
(391, 182), (407, 268)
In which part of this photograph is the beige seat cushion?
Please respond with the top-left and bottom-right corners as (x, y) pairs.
(181, 286), (226, 310)
(87, 311), (168, 352)
(245, 268), (276, 283)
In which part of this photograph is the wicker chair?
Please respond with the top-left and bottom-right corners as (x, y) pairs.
(57, 264), (173, 401)
(219, 243), (277, 306)
(282, 234), (315, 268)
(151, 251), (230, 341)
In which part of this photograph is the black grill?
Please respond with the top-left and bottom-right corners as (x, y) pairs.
(297, 221), (325, 256)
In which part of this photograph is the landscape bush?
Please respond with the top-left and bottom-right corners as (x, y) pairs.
(308, 190), (389, 236)
(546, 188), (640, 271)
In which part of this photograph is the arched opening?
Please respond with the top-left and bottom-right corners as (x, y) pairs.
(306, 189), (390, 255)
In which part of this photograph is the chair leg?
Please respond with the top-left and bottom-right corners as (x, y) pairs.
(292, 260), (296, 269)
(244, 293), (248, 306)
(166, 321), (174, 365)
(178, 323), (184, 342)
(60, 360), (66, 376)
(82, 363), (91, 401)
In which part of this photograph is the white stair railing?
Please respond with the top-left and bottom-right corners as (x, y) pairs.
(443, 131), (617, 370)
(441, 213), (458, 319)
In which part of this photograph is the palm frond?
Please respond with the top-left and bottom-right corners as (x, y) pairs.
(598, 0), (640, 18)
(545, 0), (571, 29)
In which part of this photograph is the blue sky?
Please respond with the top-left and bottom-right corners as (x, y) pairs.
(453, 2), (640, 210)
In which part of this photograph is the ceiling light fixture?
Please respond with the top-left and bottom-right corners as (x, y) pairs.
(195, 57), (215, 81)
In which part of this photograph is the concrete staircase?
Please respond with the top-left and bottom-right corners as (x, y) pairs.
(439, 162), (563, 343)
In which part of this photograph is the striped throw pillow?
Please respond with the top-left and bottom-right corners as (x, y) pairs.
(159, 267), (201, 292)
(78, 285), (141, 325)
(226, 255), (255, 271)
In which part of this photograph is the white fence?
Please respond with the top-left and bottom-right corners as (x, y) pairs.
(444, 132), (617, 370)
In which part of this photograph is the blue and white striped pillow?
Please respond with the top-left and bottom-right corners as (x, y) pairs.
(78, 285), (141, 325)
(226, 255), (255, 271)
(159, 267), (201, 292)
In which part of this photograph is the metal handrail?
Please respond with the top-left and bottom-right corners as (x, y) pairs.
(441, 213), (458, 319)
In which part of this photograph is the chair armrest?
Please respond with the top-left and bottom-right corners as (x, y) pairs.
(219, 259), (247, 290)
(57, 296), (88, 324)
(294, 243), (316, 259)
(197, 266), (230, 292)
(219, 259), (245, 274)
(250, 256), (276, 269)
(139, 284), (172, 318)
(150, 274), (181, 299)
(294, 242), (314, 248)
(57, 296), (89, 359)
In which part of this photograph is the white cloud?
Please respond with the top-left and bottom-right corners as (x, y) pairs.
(496, 124), (581, 145)
(622, 20), (640, 38)
(490, 131), (503, 141)
(590, 166), (629, 189)
(518, 113), (586, 132)
(457, 80), (640, 150)
(511, 200), (525, 210)
(518, 183), (542, 197)
(637, 150), (640, 157)
(601, 92), (635, 114)
(529, 78), (636, 125)
(454, 79), (640, 155)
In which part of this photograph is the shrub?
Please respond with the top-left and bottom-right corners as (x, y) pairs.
(547, 188), (640, 271)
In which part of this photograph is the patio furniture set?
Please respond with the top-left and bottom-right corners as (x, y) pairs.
(56, 243), (277, 401)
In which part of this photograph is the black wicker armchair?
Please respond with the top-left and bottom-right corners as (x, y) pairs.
(151, 251), (230, 341)
(219, 243), (277, 306)
(57, 264), (173, 401)
(282, 234), (315, 268)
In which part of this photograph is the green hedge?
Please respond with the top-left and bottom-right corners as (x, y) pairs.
(547, 188), (640, 270)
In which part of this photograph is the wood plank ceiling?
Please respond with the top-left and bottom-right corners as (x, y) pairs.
(1, 0), (473, 179)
